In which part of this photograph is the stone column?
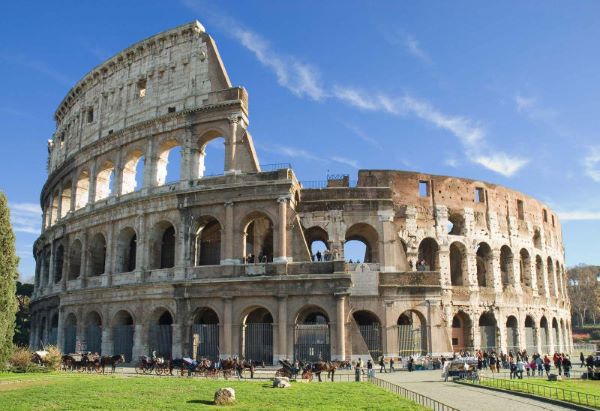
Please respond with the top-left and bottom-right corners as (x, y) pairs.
(135, 213), (146, 277)
(48, 242), (56, 289)
(534, 326), (542, 354)
(335, 293), (346, 360)
(274, 197), (288, 263)
(171, 324), (183, 358)
(101, 325), (112, 356)
(226, 116), (238, 173)
(56, 308), (64, 353)
(378, 210), (396, 272)
(438, 247), (450, 287)
(491, 249), (502, 292)
(87, 160), (97, 208)
(222, 202), (235, 264)
(105, 224), (114, 286)
(222, 297), (233, 358)
(70, 179), (77, 213)
(276, 296), (288, 362)
(384, 301), (397, 358)
(56, 186), (63, 221)
(132, 324), (147, 359)
(142, 139), (157, 189)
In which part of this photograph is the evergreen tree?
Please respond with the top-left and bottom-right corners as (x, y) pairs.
(0, 192), (19, 367)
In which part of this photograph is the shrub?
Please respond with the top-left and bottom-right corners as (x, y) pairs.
(43, 345), (62, 371)
(8, 346), (31, 371)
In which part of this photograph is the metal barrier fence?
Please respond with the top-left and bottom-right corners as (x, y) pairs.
(464, 375), (600, 409)
(259, 163), (291, 172)
(369, 376), (459, 411)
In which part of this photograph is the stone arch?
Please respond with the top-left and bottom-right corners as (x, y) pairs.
(519, 249), (532, 287)
(552, 318), (560, 352)
(524, 315), (537, 354)
(397, 310), (428, 356)
(156, 139), (182, 185)
(447, 212), (465, 235)
(191, 307), (220, 360)
(242, 211), (274, 263)
(352, 310), (382, 360)
(506, 315), (519, 353)
(112, 310), (134, 362)
(192, 216), (222, 266)
(68, 239), (82, 280)
(148, 307), (173, 358)
(88, 233), (106, 276)
(84, 311), (103, 354)
(535, 255), (545, 295)
(95, 160), (115, 201)
(476, 242), (493, 288)
(121, 149), (145, 194)
(41, 248), (51, 287)
(63, 313), (77, 354)
(50, 191), (59, 225)
(149, 220), (176, 269)
(478, 311), (498, 351)
(53, 244), (65, 283)
(417, 237), (439, 271)
(345, 223), (379, 263)
(75, 169), (90, 210)
(540, 316), (550, 353)
(115, 227), (137, 273)
(547, 257), (556, 296)
(49, 313), (59, 346)
(533, 229), (542, 249)
(450, 241), (468, 286)
(60, 181), (72, 217)
(294, 305), (331, 362)
(451, 311), (472, 352)
(242, 306), (274, 364)
(197, 131), (227, 177)
(555, 261), (562, 296)
(304, 226), (329, 259)
(500, 245), (514, 287)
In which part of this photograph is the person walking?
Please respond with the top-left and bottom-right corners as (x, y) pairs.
(580, 352), (585, 368)
(357, 357), (364, 376)
(563, 356), (571, 378)
(516, 359), (525, 379)
(390, 357), (395, 373)
(379, 356), (387, 373)
(408, 357), (414, 372)
(367, 359), (373, 378)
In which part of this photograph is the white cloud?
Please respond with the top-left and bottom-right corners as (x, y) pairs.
(558, 209), (600, 221)
(444, 157), (459, 168)
(583, 147), (600, 182)
(471, 153), (529, 177)
(404, 34), (430, 62)
(10, 202), (41, 234)
(515, 94), (536, 112)
(331, 156), (359, 169)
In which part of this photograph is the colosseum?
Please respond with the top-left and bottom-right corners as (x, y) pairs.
(30, 21), (572, 364)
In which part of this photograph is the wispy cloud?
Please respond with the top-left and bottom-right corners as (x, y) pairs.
(404, 34), (430, 63)
(1, 54), (73, 87)
(331, 156), (359, 169)
(10, 202), (41, 235)
(583, 147), (600, 182)
(558, 209), (600, 221)
(471, 153), (529, 177)
(258, 143), (323, 163)
(342, 123), (383, 151)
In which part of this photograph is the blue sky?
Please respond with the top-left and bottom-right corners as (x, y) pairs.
(2, 1), (600, 281)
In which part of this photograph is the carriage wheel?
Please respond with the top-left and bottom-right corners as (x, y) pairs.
(154, 366), (163, 376)
(209, 369), (219, 379)
(134, 364), (144, 374)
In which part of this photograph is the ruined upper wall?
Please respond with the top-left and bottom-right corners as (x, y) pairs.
(47, 21), (234, 174)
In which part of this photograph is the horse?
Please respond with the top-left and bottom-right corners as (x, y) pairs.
(32, 351), (49, 366)
(237, 359), (263, 379)
(312, 361), (338, 382)
(101, 354), (125, 374)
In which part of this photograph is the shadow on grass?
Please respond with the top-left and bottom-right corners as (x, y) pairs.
(187, 400), (214, 405)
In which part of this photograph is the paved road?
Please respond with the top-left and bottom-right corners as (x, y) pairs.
(377, 370), (570, 411)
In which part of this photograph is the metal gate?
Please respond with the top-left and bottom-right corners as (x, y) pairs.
(85, 325), (102, 354)
(479, 326), (497, 351)
(294, 324), (330, 362)
(244, 323), (272, 364)
(358, 324), (382, 360)
(149, 325), (172, 359)
(48, 327), (58, 346)
(398, 325), (425, 356)
(191, 324), (219, 360)
(525, 327), (536, 354)
(64, 326), (76, 354)
(113, 325), (134, 362)
(506, 326), (519, 353)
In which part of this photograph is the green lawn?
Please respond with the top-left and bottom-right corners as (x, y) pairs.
(0, 373), (426, 410)
(477, 377), (600, 409)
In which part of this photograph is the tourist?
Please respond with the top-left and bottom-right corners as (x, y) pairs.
(408, 356), (414, 372)
(536, 355), (544, 376)
(563, 356), (571, 378)
(489, 354), (497, 373)
(356, 357), (364, 375)
(543, 355), (551, 376)
(367, 359), (373, 377)
(529, 358), (536, 377)
(516, 358), (525, 379)
(509, 359), (516, 379)
(580, 352), (585, 368)
(379, 356), (387, 373)
(390, 357), (395, 372)
(316, 250), (322, 261)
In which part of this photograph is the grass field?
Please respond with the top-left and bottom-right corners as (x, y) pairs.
(477, 377), (600, 408)
(0, 373), (426, 410)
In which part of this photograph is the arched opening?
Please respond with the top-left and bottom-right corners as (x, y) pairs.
(49, 313), (58, 346)
(552, 318), (560, 352)
(397, 310), (427, 356)
(243, 214), (273, 263)
(85, 311), (102, 354)
(54, 244), (64, 283)
(560, 319), (566, 351)
(75, 170), (90, 210)
(191, 308), (219, 360)
(121, 150), (145, 194)
(417, 238), (439, 271)
(556, 261), (562, 296)
(39, 317), (47, 348)
(476, 242), (493, 288)
(450, 242), (467, 286)
(149, 309), (173, 358)
(294, 307), (330, 362)
(88, 233), (106, 276)
(156, 140), (182, 185)
(345, 223), (378, 263)
(447, 212), (465, 235)
(115, 227), (137, 273)
(451, 311), (472, 352)
(243, 307), (273, 364)
(41, 249), (50, 287)
(113, 310), (134, 362)
(61, 183), (72, 217)
(506, 316), (519, 354)
(524, 315), (536, 354)
(535, 255), (545, 295)
(547, 257), (556, 296)
(540, 316), (549, 353)
(478, 312), (497, 351)
(198, 137), (226, 177)
(519, 249), (532, 287)
(500, 245), (513, 287)
(50, 192), (59, 225)
(95, 161), (115, 201)
(68, 240), (82, 280)
(304, 226), (330, 261)
(193, 217), (221, 266)
(533, 229), (542, 249)
(149, 221), (176, 269)
(63, 313), (77, 354)
(352, 310), (382, 360)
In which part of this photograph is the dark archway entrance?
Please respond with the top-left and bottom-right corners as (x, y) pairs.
(63, 314), (77, 354)
(506, 316), (519, 354)
(191, 308), (219, 360)
(353, 311), (382, 360)
(294, 308), (330, 362)
(149, 310), (173, 359)
(243, 308), (273, 364)
(397, 310), (428, 356)
(113, 311), (134, 362)
(479, 312), (497, 351)
(85, 311), (102, 354)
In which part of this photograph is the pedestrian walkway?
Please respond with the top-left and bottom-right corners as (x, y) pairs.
(377, 370), (570, 410)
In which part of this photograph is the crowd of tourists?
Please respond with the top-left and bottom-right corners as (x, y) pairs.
(468, 349), (574, 379)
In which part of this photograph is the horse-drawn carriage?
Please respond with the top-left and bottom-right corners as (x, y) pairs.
(275, 360), (313, 381)
(441, 357), (479, 381)
(135, 354), (169, 375)
(61, 352), (101, 372)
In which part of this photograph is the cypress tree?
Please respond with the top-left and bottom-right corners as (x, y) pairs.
(0, 192), (19, 367)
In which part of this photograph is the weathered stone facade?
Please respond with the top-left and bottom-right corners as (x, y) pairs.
(30, 21), (572, 363)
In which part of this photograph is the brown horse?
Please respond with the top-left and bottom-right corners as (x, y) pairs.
(100, 354), (125, 373)
(313, 361), (338, 382)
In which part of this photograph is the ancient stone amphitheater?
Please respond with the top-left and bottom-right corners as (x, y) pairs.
(30, 21), (572, 363)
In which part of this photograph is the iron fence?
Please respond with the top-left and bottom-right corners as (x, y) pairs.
(358, 324), (383, 361)
(191, 324), (219, 361)
(369, 376), (459, 411)
(85, 325), (102, 354)
(244, 323), (273, 364)
(259, 163), (291, 172)
(63, 326), (76, 354)
(398, 325), (427, 357)
(113, 325), (134, 362)
(149, 325), (172, 358)
(464, 375), (600, 408)
(48, 327), (58, 346)
(294, 324), (331, 362)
